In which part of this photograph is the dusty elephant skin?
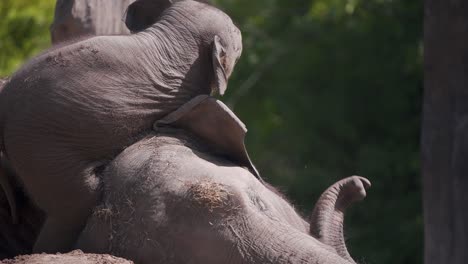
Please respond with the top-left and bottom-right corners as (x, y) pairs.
(76, 129), (370, 264)
(1, 250), (133, 264)
(0, 0), (242, 254)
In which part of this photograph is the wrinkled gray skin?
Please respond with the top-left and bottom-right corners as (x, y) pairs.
(0, 0), (242, 253)
(76, 97), (370, 264)
(0, 78), (17, 224)
(77, 130), (370, 264)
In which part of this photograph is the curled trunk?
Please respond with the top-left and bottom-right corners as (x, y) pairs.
(309, 176), (371, 264)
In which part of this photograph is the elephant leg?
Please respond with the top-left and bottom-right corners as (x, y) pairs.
(34, 214), (88, 253)
(33, 198), (101, 253)
(309, 176), (371, 263)
(4, 126), (104, 253)
(22, 162), (103, 253)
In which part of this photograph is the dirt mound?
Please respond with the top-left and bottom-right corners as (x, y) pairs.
(1, 250), (133, 264)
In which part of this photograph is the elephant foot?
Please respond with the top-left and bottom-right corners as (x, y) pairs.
(33, 186), (100, 254)
(309, 176), (371, 264)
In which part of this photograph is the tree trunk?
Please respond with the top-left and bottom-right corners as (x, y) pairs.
(50, 0), (134, 44)
(423, 0), (468, 263)
(0, 0), (133, 259)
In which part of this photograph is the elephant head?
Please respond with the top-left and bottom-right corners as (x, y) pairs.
(125, 0), (242, 95)
(77, 132), (369, 264)
(76, 94), (370, 264)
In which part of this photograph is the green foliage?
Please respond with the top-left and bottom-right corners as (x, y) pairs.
(0, 0), (55, 76)
(1, 0), (422, 263)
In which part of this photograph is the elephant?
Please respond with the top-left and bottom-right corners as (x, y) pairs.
(0, 0), (243, 253)
(76, 96), (370, 264)
(0, 78), (17, 224)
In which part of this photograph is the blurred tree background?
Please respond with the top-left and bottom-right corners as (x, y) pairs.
(0, 0), (55, 76)
(0, 0), (423, 263)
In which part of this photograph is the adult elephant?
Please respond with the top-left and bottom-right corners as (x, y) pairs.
(77, 96), (370, 264)
(0, 0), (243, 253)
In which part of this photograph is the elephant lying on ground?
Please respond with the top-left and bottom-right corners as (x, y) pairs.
(76, 97), (370, 264)
(0, 0), (242, 253)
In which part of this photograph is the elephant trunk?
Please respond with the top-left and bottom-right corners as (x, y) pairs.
(237, 213), (357, 264)
(309, 176), (371, 264)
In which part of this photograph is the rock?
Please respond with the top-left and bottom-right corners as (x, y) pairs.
(1, 250), (134, 264)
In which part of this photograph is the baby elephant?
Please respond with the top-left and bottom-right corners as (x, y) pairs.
(76, 98), (370, 264)
(0, 0), (242, 253)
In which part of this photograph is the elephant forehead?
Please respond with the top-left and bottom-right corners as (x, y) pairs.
(139, 143), (255, 190)
(105, 134), (260, 194)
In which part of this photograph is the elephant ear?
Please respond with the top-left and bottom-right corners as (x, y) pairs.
(124, 0), (173, 32)
(211, 35), (228, 96)
(155, 95), (262, 181)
